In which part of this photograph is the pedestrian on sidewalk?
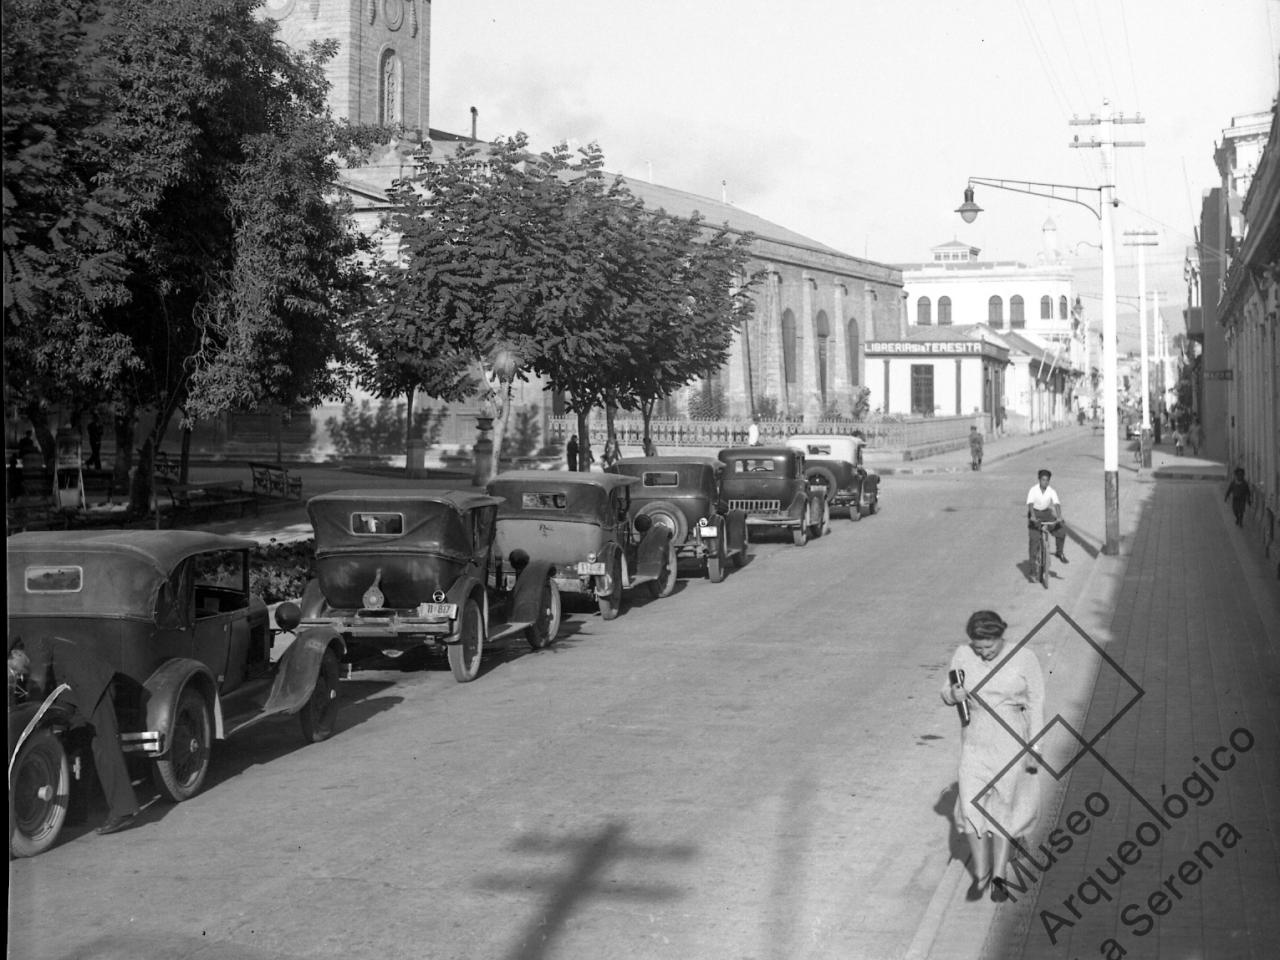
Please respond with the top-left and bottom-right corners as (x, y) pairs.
(1187, 418), (1203, 456)
(566, 434), (579, 471)
(1172, 428), (1184, 456)
(1225, 467), (1252, 527)
(940, 611), (1045, 903)
(968, 426), (984, 471)
(601, 436), (621, 470)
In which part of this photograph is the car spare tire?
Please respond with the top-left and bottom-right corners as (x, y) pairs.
(805, 466), (839, 498)
(634, 501), (688, 545)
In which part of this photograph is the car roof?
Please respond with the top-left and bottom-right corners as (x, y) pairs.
(7, 530), (256, 570)
(488, 470), (639, 491)
(718, 446), (797, 459)
(308, 489), (503, 512)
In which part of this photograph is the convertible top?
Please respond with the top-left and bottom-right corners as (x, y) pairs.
(307, 489), (502, 558)
(488, 471), (638, 522)
(7, 530), (256, 621)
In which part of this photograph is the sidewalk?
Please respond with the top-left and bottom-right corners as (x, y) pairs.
(910, 451), (1280, 958)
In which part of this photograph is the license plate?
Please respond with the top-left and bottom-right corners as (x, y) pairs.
(417, 602), (457, 618)
(577, 562), (607, 576)
(699, 526), (719, 537)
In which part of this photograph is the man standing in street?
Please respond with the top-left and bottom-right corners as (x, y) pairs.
(1026, 468), (1068, 569)
(86, 413), (104, 470)
(9, 637), (140, 835)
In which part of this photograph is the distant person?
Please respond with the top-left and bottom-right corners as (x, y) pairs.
(1225, 468), (1252, 527)
(747, 419), (760, 446)
(601, 437), (621, 470)
(1172, 428), (1184, 457)
(941, 610), (1044, 902)
(968, 426), (984, 471)
(565, 434), (579, 472)
(7, 453), (24, 501)
(1187, 418), (1203, 457)
(86, 413), (104, 470)
(9, 638), (140, 835)
(17, 429), (37, 463)
(642, 436), (658, 457)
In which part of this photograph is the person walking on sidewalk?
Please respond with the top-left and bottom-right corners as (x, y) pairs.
(1225, 467), (1252, 527)
(1026, 469), (1069, 569)
(1187, 418), (1203, 456)
(565, 434), (579, 472)
(968, 425), (984, 471)
(940, 611), (1045, 903)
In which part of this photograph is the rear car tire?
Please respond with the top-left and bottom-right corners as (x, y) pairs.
(447, 599), (485, 682)
(792, 507), (810, 546)
(9, 728), (70, 858)
(525, 577), (562, 650)
(153, 686), (212, 803)
(299, 649), (341, 743)
(650, 541), (678, 599)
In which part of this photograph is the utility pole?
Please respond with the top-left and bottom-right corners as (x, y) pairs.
(1123, 229), (1158, 466)
(1071, 100), (1145, 554)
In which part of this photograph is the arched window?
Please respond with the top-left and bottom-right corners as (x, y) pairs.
(781, 309), (797, 385)
(938, 296), (952, 325)
(846, 317), (860, 386)
(815, 311), (830, 403)
(1059, 296), (1069, 319)
(379, 50), (402, 125)
(988, 295), (1003, 328)
(917, 296), (932, 326)
(1010, 295), (1025, 329)
(1040, 296), (1053, 320)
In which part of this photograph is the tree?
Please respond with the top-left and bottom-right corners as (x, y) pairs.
(3, 0), (377, 513)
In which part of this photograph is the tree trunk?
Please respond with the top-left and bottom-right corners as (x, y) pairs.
(576, 408), (591, 472)
(641, 400), (655, 455)
(112, 404), (136, 501)
(404, 384), (416, 453)
(24, 402), (56, 491)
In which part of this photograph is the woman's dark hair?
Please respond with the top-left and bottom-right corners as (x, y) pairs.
(966, 610), (1007, 640)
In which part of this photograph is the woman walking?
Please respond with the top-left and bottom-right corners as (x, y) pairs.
(941, 610), (1045, 902)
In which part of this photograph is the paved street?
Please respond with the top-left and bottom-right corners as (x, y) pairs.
(8, 430), (1278, 960)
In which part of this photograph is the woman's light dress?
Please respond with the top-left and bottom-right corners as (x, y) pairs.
(944, 644), (1045, 837)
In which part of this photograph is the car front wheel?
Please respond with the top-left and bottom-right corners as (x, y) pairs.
(299, 649), (341, 743)
(793, 507), (810, 546)
(9, 728), (70, 858)
(447, 599), (485, 682)
(153, 686), (212, 803)
(597, 554), (624, 620)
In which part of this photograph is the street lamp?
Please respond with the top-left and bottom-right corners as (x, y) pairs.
(957, 173), (1121, 554)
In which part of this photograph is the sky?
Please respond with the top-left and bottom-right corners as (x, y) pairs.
(429, 0), (1280, 340)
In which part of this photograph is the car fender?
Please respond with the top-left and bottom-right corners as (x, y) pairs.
(594, 541), (623, 595)
(807, 488), (828, 516)
(7, 690), (74, 777)
(785, 489), (809, 521)
(633, 525), (674, 581)
(723, 509), (749, 554)
(262, 626), (345, 718)
(298, 578), (327, 618)
(443, 574), (486, 643)
(142, 659), (223, 746)
(509, 559), (557, 625)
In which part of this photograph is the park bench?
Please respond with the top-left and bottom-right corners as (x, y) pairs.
(164, 479), (257, 520)
(249, 461), (303, 500)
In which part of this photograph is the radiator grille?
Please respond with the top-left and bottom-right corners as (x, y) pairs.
(729, 498), (783, 516)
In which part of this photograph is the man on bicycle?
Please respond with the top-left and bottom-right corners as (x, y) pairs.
(1026, 468), (1068, 568)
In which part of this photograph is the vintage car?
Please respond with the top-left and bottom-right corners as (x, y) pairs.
(607, 457), (748, 582)
(784, 434), (880, 519)
(7, 530), (344, 857)
(486, 471), (676, 620)
(296, 490), (563, 683)
(717, 446), (830, 546)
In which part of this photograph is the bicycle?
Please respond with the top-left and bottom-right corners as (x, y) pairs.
(1030, 520), (1056, 588)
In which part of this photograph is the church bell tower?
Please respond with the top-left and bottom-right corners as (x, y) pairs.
(260, 0), (430, 137)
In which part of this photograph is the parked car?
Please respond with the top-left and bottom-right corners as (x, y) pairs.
(717, 446), (830, 546)
(486, 471), (675, 620)
(784, 434), (880, 519)
(296, 490), (563, 683)
(607, 456), (748, 582)
(7, 530), (344, 857)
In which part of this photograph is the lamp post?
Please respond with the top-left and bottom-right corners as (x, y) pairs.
(957, 173), (1121, 554)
